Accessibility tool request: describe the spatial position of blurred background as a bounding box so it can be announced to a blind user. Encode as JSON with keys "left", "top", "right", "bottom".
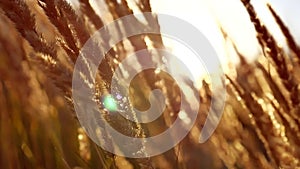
{"left": 1, "top": 0, "right": 300, "bottom": 168}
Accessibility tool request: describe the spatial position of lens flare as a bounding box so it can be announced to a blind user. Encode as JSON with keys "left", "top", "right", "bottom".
{"left": 103, "top": 95, "right": 118, "bottom": 112}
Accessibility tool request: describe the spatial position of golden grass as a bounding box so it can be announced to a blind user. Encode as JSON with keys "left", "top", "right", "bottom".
{"left": 0, "top": 0, "right": 299, "bottom": 168}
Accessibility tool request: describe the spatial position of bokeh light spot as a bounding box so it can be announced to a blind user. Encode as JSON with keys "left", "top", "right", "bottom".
{"left": 103, "top": 95, "right": 118, "bottom": 112}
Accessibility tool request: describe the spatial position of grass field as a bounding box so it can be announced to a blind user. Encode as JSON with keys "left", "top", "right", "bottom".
{"left": 0, "top": 0, "right": 300, "bottom": 168}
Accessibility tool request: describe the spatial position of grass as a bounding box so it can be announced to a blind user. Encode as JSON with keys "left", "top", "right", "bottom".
{"left": 0, "top": 0, "right": 300, "bottom": 168}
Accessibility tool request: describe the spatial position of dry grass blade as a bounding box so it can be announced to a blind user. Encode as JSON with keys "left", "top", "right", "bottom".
{"left": 79, "top": 0, "right": 104, "bottom": 29}
{"left": 240, "top": 0, "right": 289, "bottom": 80}
{"left": 56, "top": 0, "right": 90, "bottom": 45}
{"left": 267, "top": 4, "right": 300, "bottom": 61}
{"left": 0, "top": 0, "right": 57, "bottom": 59}
{"left": 38, "top": 0, "right": 79, "bottom": 62}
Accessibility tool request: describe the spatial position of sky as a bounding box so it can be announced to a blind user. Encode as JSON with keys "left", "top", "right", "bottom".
{"left": 151, "top": 0, "right": 300, "bottom": 58}
{"left": 68, "top": 0, "right": 299, "bottom": 61}
{"left": 69, "top": 0, "right": 300, "bottom": 84}
{"left": 149, "top": 0, "right": 300, "bottom": 81}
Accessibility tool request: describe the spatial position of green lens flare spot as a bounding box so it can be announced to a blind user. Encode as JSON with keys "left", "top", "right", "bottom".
{"left": 103, "top": 95, "right": 118, "bottom": 111}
